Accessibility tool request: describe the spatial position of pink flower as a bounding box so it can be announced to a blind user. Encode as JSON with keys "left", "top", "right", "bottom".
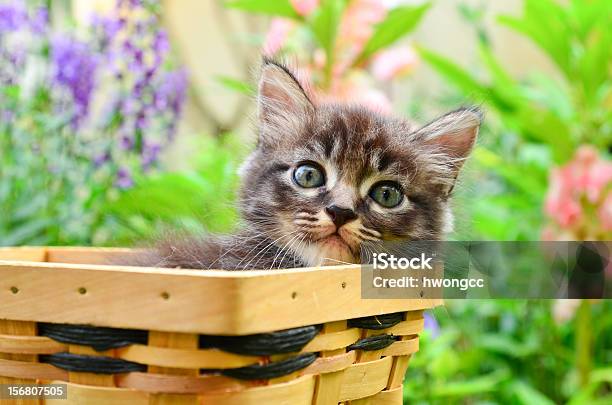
{"left": 313, "top": 49, "right": 326, "bottom": 70}
{"left": 340, "top": 0, "right": 387, "bottom": 39}
{"left": 544, "top": 145, "right": 612, "bottom": 239}
{"left": 371, "top": 45, "right": 418, "bottom": 81}
{"left": 322, "top": 73, "right": 392, "bottom": 114}
{"left": 545, "top": 167, "right": 583, "bottom": 228}
{"left": 290, "top": 0, "right": 319, "bottom": 16}
{"left": 263, "top": 18, "right": 295, "bottom": 56}
{"left": 584, "top": 160, "right": 612, "bottom": 203}
{"left": 335, "top": 0, "right": 387, "bottom": 74}
{"left": 571, "top": 146, "right": 612, "bottom": 203}
{"left": 599, "top": 194, "right": 612, "bottom": 231}
{"left": 360, "top": 88, "right": 393, "bottom": 114}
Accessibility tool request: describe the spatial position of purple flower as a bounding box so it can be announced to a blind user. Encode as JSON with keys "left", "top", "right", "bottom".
{"left": 92, "top": 14, "right": 121, "bottom": 44}
{"left": 2, "top": 109, "right": 14, "bottom": 121}
{"left": 0, "top": 50, "right": 22, "bottom": 85}
{"left": 118, "top": 0, "right": 142, "bottom": 7}
{"left": 51, "top": 35, "right": 98, "bottom": 124}
{"left": 136, "top": 110, "right": 148, "bottom": 130}
{"left": 141, "top": 141, "right": 161, "bottom": 169}
{"left": 151, "top": 68, "right": 187, "bottom": 139}
{"left": 0, "top": 1, "right": 27, "bottom": 33}
{"left": 88, "top": 0, "right": 188, "bottom": 154}
{"left": 120, "top": 98, "right": 139, "bottom": 116}
{"left": 93, "top": 152, "right": 111, "bottom": 167}
{"left": 132, "top": 79, "right": 145, "bottom": 97}
{"left": 119, "top": 134, "right": 134, "bottom": 150}
{"left": 424, "top": 312, "right": 440, "bottom": 339}
{"left": 152, "top": 31, "right": 169, "bottom": 66}
{"left": 116, "top": 167, "right": 133, "bottom": 189}
{"left": 0, "top": 2, "right": 47, "bottom": 35}
{"left": 30, "top": 6, "right": 48, "bottom": 34}
{"left": 155, "top": 69, "right": 188, "bottom": 115}
{"left": 2, "top": 0, "right": 187, "bottom": 200}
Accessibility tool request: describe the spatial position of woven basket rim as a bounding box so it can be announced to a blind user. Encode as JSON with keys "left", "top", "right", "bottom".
{"left": 0, "top": 246, "right": 442, "bottom": 335}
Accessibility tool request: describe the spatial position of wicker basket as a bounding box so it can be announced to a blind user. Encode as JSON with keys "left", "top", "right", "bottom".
{"left": 0, "top": 247, "right": 441, "bottom": 404}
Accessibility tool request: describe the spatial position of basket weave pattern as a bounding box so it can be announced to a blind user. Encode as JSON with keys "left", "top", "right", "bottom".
{"left": 0, "top": 313, "right": 422, "bottom": 404}
{"left": 0, "top": 247, "right": 438, "bottom": 405}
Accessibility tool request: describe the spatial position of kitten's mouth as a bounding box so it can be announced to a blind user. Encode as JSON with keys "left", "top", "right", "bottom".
{"left": 317, "top": 232, "right": 355, "bottom": 253}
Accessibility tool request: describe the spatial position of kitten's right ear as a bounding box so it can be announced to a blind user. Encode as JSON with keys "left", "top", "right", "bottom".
{"left": 413, "top": 107, "right": 482, "bottom": 193}
{"left": 257, "top": 59, "right": 314, "bottom": 146}
{"left": 416, "top": 107, "right": 481, "bottom": 162}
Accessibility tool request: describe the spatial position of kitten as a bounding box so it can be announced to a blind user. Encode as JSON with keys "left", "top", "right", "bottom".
{"left": 138, "top": 59, "right": 481, "bottom": 270}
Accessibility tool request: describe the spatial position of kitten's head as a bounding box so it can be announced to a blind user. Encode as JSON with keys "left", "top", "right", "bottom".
{"left": 239, "top": 60, "right": 481, "bottom": 267}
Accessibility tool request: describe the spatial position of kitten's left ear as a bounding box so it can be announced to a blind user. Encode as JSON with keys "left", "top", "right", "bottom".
{"left": 257, "top": 59, "right": 314, "bottom": 147}
{"left": 415, "top": 107, "right": 482, "bottom": 191}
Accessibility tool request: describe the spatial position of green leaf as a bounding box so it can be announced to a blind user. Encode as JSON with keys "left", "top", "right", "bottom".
{"left": 310, "top": 0, "right": 345, "bottom": 56}
{"left": 498, "top": 0, "right": 572, "bottom": 77}
{"left": 568, "top": 368, "right": 612, "bottom": 405}
{"left": 570, "top": 0, "right": 612, "bottom": 40}
{"left": 473, "top": 148, "right": 547, "bottom": 199}
{"left": 428, "top": 369, "right": 510, "bottom": 397}
{"left": 104, "top": 137, "right": 242, "bottom": 241}
{"left": 476, "top": 334, "right": 538, "bottom": 357}
{"left": 417, "top": 47, "right": 487, "bottom": 100}
{"left": 225, "top": 0, "right": 300, "bottom": 18}
{"left": 356, "top": 3, "right": 430, "bottom": 64}
{"left": 108, "top": 173, "right": 212, "bottom": 220}
{"left": 0, "top": 218, "right": 52, "bottom": 246}
{"left": 214, "top": 76, "right": 255, "bottom": 96}
{"left": 310, "top": 0, "right": 345, "bottom": 85}
{"left": 577, "top": 27, "right": 612, "bottom": 102}
{"left": 590, "top": 368, "right": 612, "bottom": 384}
{"left": 477, "top": 43, "right": 524, "bottom": 111}
{"left": 510, "top": 381, "right": 556, "bottom": 405}
{"left": 10, "top": 194, "right": 47, "bottom": 222}
{"left": 1, "top": 85, "right": 20, "bottom": 102}
{"left": 524, "top": 73, "right": 574, "bottom": 119}
{"left": 514, "top": 106, "right": 574, "bottom": 162}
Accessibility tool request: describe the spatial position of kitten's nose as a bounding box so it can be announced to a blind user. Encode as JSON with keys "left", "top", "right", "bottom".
{"left": 325, "top": 205, "right": 357, "bottom": 228}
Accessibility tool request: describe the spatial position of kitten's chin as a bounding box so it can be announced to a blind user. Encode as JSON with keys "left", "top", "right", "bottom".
{"left": 298, "top": 235, "right": 359, "bottom": 267}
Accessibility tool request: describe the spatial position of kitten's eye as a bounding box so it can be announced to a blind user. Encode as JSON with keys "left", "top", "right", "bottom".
{"left": 293, "top": 163, "right": 325, "bottom": 188}
{"left": 369, "top": 181, "right": 403, "bottom": 208}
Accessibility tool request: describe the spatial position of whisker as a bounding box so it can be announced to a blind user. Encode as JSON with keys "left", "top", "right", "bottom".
{"left": 276, "top": 233, "right": 305, "bottom": 270}
{"left": 269, "top": 233, "right": 301, "bottom": 270}
{"left": 356, "top": 232, "right": 380, "bottom": 242}
{"left": 294, "top": 216, "right": 318, "bottom": 222}
{"left": 361, "top": 227, "right": 381, "bottom": 238}
{"left": 296, "top": 210, "right": 318, "bottom": 216}
{"left": 240, "top": 230, "right": 301, "bottom": 270}
{"left": 294, "top": 224, "right": 326, "bottom": 230}
{"left": 294, "top": 219, "right": 319, "bottom": 225}
{"left": 321, "top": 258, "right": 355, "bottom": 266}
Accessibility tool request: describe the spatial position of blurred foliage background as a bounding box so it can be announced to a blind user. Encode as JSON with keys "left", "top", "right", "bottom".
{"left": 0, "top": 0, "right": 610, "bottom": 403}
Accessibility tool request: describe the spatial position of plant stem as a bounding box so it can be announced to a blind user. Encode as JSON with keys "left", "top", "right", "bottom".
{"left": 576, "top": 299, "right": 592, "bottom": 387}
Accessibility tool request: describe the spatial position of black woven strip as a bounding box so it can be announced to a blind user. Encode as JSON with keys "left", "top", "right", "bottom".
{"left": 347, "top": 312, "right": 404, "bottom": 330}
{"left": 221, "top": 353, "right": 317, "bottom": 380}
{"left": 38, "top": 323, "right": 148, "bottom": 352}
{"left": 347, "top": 334, "right": 397, "bottom": 351}
{"left": 40, "top": 353, "right": 147, "bottom": 374}
{"left": 200, "top": 325, "right": 321, "bottom": 356}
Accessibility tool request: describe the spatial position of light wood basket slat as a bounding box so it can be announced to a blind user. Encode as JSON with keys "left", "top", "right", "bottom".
{"left": 0, "top": 247, "right": 441, "bottom": 405}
